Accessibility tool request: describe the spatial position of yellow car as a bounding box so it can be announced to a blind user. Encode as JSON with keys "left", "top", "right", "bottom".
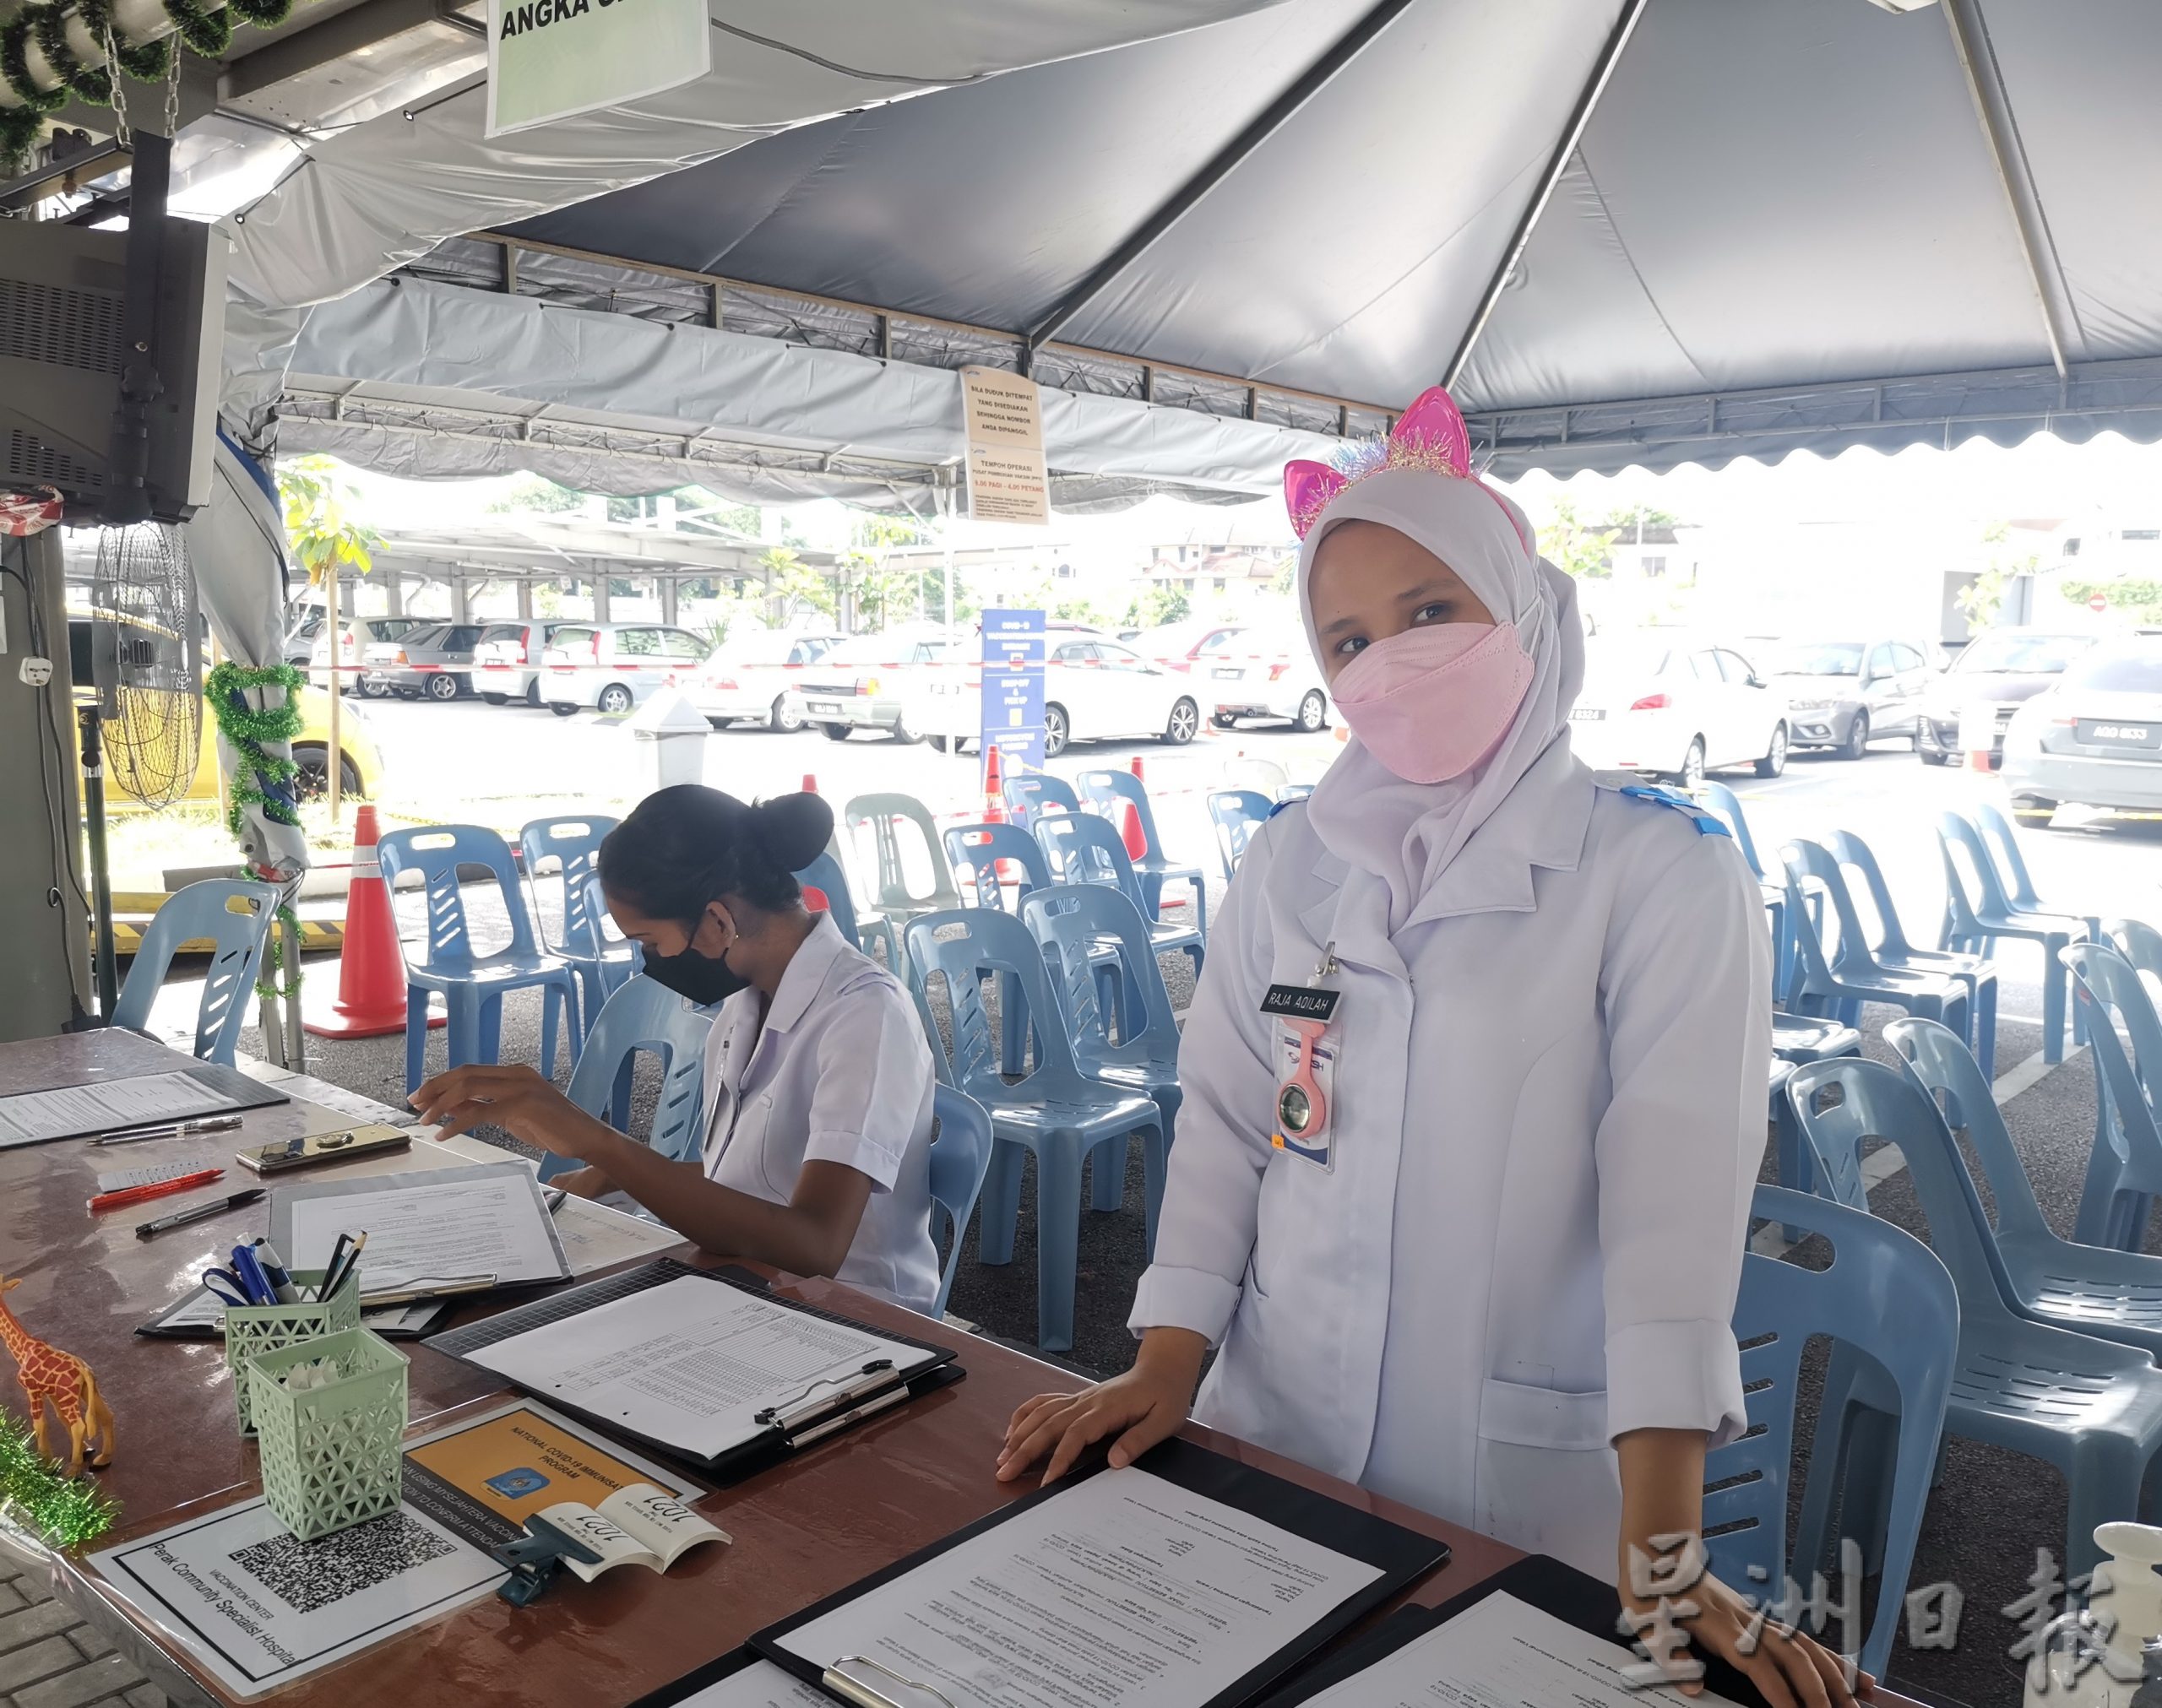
{"left": 69, "top": 615, "right": 387, "bottom": 809}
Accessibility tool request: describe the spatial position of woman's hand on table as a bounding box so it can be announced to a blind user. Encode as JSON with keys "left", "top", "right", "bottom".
{"left": 410, "top": 1065, "right": 612, "bottom": 1159}
{"left": 1626, "top": 1563, "right": 1868, "bottom": 1708}
{"left": 997, "top": 1327, "right": 1206, "bottom": 1487}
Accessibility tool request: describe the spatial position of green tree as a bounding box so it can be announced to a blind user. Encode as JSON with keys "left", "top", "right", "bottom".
{"left": 1958, "top": 522, "right": 2042, "bottom": 630}
{"left": 1125, "top": 584, "right": 1192, "bottom": 628}
{"left": 761, "top": 547, "right": 836, "bottom": 626}
{"left": 1537, "top": 498, "right": 1618, "bottom": 579}
{"left": 277, "top": 456, "right": 379, "bottom": 585}
{"left": 486, "top": 473, "right": 584, "bottom": 515}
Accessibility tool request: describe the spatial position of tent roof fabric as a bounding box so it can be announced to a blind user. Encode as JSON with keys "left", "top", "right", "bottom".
{"left": 489, "top": 0, "right": 2162, "bottom": 478}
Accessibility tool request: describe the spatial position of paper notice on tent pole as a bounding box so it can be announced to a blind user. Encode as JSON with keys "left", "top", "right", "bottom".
{"left": 961, "top": 366, "right": 1051, "bottom": 524}
{"left": 486, "top": 0, "right": 709, "bottom": 137}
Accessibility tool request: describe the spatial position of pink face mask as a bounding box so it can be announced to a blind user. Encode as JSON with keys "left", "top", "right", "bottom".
{"left": 1328, "top": 621, "right": 1534, "bottom": 784}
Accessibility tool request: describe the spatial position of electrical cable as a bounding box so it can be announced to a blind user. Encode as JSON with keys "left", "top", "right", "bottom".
{"left": 0, "top": 537, "right": 90, "bottom": 984}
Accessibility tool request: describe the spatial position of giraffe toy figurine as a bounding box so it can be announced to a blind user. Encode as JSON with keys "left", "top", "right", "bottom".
{"left": 0, "top": 1276, "right": 113, "bottom": 1478}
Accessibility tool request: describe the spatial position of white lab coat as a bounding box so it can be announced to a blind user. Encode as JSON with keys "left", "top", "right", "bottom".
{"left": 1131, "top": 743, "right": 1772, "bottom": 1577}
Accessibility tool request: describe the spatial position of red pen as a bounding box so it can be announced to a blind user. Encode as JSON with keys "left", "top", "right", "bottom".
{"left": 88, "top": 1168, "right": 224, "bottom": 1214}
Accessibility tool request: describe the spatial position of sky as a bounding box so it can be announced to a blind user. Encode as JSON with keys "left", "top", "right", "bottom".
{"left": 332, "top": 427, "right": 2162, "bottom": 561}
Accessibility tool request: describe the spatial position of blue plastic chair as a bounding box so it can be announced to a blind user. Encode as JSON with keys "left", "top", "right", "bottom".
{"left": 904, "top": 908, "right": 1163, "bottom": 1353}
{"left": 1022, "top": 884, "right": 1183, "bottom": 1255}
{"left": 1886, "top": 1016, "right": 2162, "bottom": 1358}
{"left": 1002, "top": 770, "right": 1080, "bottom": 826}
{"left": 1032, "top": 810, "right": 1204, "bottom": 984}
{"left": 942, "top": 821, "right": 1059, "bottom": 1074}
{"left": 1787, "top": 1055, "right": 2162, "bottom": 1577}
{"left": 1771, "top": 1012, "right": 1862, "bottom": 1065}
{"left": 844, "top": 793, "right": 965, "bottom": 924}
{"left": 794, "top": 849, "right": 903, "bottom": 979}
{"left": 1977, "top": 802, "right": 2104, "bottom": 944}
{"left": 1206, "top": 789, "right": 1272, "bottom": 881}
{"left": 2090, "top": 919, "right": 2162, "bottom": 1238}
{"left": 2064, "top": 942, "right": 2162, "bottom": 1252}
{"left": 2110, "top": 917, "right": 2162, "bottom": 984}
{"left": 520, "top": 815, "right": 629, "bottom": 1042}
{"left": 376, "top": 825, "right": 584, "bottom": 1095}
{"left": 1827, "top": 830, "right": 1999, "bottom": 1081}
{"left": 545, "top": 973, "right": 714, "bottom": 1183}
{"left": 111, "top": 879, "right": 277, "bottom": 1067}
{"left": 1937, "top": 811, "right": 2086, "bottom": 1063}
{"left": 1698, "top": 781, "right": 1799, "bottom": 999}
{"left": 1780, "top": 840, "right": 1970, "bottom": 1043}
{"left": 926, "top": 1083, "right": 994, "bottom": 1320}
{"left": 1074, "top": 768, "right": 1208, "bottom": 932}
{"left": 1719, "top": 1186, "right": 1954, "bottom": 1680}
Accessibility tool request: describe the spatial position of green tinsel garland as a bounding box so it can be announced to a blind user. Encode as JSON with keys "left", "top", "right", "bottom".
{"left": 205, "top": 660, "right": 307, "bottom": 1003}
{"left": 28, "top": 4, "right": 111, "bottom": 104}
{"left": 0, "top": 14, "right": 67, "bottom": 117}
{"left": 0, "top": 104, "right": 44, "bottom": 175}
{"left": 160, "top": 0, "right": 229, "bottom": 60}
{"left": 0, "top": 1413, "right": 118, "bottom": 1548}
{"left": 74, "top": 0, "right": 171, "bottom": 82}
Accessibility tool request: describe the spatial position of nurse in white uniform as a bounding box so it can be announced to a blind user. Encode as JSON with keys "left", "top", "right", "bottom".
{"left": 413, "top": 785, "right": 941, "bottom": 1315}
{"left": 998, "top": 390, "right": 1851, "bottom": 1707}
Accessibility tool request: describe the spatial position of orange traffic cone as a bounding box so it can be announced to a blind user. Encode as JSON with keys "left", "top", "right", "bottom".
{"left": 306, "top": 804, "right": 440, "bottom": 1038}
{"left": 1119, "top": 755, "right": 1148, "bottom": 860}
{"left": 801, "top": 773, "right": 818, "bottom": 794}
{"left": 982, "top": 745, "right": 1008, "bottom": 826}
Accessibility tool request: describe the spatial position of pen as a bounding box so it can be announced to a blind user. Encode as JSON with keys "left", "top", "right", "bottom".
{"left": 137, "top": 1189, "right": 265, "bottom": 1240}
{"left": 89, "top": 1168, "right": 223, "bottom": 1214}
{"left": 230, "top": 1244, "right": 277, "bottom": 1304}
{"left": 320, "top": 1231, "right": 367, "bottom": 1301}
{"left": 252, "top": 1239, "right": 302, "bottom": 1304}
{"left": 91, "top": 1114, "right": 246, "bottom": 1147}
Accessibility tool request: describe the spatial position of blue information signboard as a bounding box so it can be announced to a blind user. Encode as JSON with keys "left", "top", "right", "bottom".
{"left": 980, "top": 608, "right": 1046, "bottom": 794}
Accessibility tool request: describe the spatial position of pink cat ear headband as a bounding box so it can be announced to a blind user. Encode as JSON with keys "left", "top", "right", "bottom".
{"left": 1284, "top": 384, "right": 1530, "bottom": 552}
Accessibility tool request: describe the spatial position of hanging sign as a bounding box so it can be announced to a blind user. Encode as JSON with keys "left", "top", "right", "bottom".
{"left": 960, "top": 366, "right": 1051, "bottom": 526}
{"left": 486, "top": 0, "right": 710, "bottom": 137}
{"left": 981, "top": 609, "right": 1046, "bottom": 790}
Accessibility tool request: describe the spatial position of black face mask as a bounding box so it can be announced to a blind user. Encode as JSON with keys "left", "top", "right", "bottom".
{"left": 641, "top": 941, "right": 749, "bottom": 1007}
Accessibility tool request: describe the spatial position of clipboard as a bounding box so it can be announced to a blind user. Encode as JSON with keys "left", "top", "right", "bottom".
{"left": 424, "top": 1258, "right": 963, "bottom": 1481}
{"left": 627, "top": 1649, "right": 821, "bottom": 1708}
{"left": 748, "top": 1435, "right": 1448, "bottom": 1708}
{"left": 0, "top": 1060, "right": 288, "bottom": 1150}
{"left": 1252, "top": 1553, "right": 1784, "bottom": 1708}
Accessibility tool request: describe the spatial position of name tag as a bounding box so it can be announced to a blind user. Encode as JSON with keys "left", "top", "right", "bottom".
{"left": 1261, "top": 984, "right": 1341, "bottom": 1023}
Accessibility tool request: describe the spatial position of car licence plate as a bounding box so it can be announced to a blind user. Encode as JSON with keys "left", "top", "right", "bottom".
{"left": 1214, "top": 666, "right": 1243, "bottom": 680}
{"left": 1569, "top": 708, "right": 1607, "bottom": 722}
{"left": 807, "top": 702, "right": 841, "bottom": 717}
{"left": 2078, "top": 719, "right": 2159, "bottom": 749}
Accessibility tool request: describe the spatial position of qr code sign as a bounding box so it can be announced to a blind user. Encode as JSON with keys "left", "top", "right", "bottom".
{"left": 230, "top": 1512, "right": 456, "bottom": 1613}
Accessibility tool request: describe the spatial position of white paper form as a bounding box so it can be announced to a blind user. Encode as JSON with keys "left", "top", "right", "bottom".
{"left": 277, "top": 1163, "right": 568, "bottom": 1293}
{"left": 778, "top": 1465, "right": 1386, "bottom": 1708}
{"left": 1296, "top": 1591, "right": 1738, "bottom": 1708}
{"left": 0, "top": 1070, "right": 236, "bottom": 1147}
{"left": 465, "top": 1274, "right": 937, "bottom": 1461}
{"left": 677, "top": 1661, "right": 832, "bottom": 1707}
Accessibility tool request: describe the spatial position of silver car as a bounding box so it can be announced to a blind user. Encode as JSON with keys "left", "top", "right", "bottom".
{"left": 541, "top": 621, "right": 712, "bottom": 716}
{"left": 2002, "top": 637, "right": 2162, "bottom": 821}
{"left": 1763, "top": 637, "right": 1933, "bottom": 759}
{"left": 361, "top": 621, "right": 488, "bottom": 700}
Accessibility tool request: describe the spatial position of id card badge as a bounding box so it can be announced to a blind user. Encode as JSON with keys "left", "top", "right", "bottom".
{"left": 1262, "top": 942, "right": 1341, "bottom": 1171}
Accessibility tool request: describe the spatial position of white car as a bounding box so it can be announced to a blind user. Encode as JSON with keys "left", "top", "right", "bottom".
{"left": 1205, "top": 628, "right": 1332, "bottom": 733}
{"left": 1568, "top": 636, "right": 1791, "bottom": 784}
{"left": 542, "top": 621, "right": 712, "bottom": 716}
{"left": 474, "top": 620, "right": 578, "bottom": 707}
{"left": 676, "top": 631, "right": 842, "bottom": 730}
{"left": 905, "top": 635, "right": 1203, "bottom": 756}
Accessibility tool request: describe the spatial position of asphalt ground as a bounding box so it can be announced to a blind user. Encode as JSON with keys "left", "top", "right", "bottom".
{"left": 134, "top": 704, "right": 2162, "bottom": 1707}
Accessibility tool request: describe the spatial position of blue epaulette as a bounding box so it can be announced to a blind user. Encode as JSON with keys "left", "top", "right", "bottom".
{"left": 1266, "top": 796, "right": 1306, "bottom": 821}
{"left": 1617, "top": 783, "right": 1732, "bottom": 839}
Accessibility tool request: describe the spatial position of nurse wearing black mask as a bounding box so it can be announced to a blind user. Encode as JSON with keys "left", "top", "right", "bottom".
{"left": 410, "top": 785, "right": 941, "bottom": 1310}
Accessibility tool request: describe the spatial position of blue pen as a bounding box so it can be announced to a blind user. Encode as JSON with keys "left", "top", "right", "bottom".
{"left": 252, "top": 1239, "right": 301, "bottom": 1304}
{"left": 230, "top": 1244, "right": 276, "bottom": 1305}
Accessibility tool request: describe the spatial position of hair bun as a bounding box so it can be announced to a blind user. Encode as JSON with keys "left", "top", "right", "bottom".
{"left": 750, "top": 792, "right": 834, "bottom": 872}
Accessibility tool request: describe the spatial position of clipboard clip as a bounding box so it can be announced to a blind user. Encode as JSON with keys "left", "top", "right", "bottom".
{"left": 823, "top": 1656, "right": 957, "bottom": 1708}
{"left": 492, "top": 1515, "right": 605, "bottom": 1608}
{"left": 755, "top": 1359, "right": 897, "bottom": 1437}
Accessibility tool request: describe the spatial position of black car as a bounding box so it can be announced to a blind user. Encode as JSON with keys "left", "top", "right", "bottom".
{"left": 1918, "top": 628, "right": 2101, "bottom": 767}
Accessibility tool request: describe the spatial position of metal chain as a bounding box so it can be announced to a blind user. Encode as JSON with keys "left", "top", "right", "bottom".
{"left": 101, "top": 24, "right": 129, "bottom": 143}
{"left": 161, "top": 41, "right": 178, "bottom": 138}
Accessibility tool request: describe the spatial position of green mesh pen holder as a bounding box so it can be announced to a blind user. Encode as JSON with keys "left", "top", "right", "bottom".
{"left": 246, "top": 1327, "right": 409, "bottom": 1542}
{"left": 224, "top": 1269, "right": 361, "bottom": 1435}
